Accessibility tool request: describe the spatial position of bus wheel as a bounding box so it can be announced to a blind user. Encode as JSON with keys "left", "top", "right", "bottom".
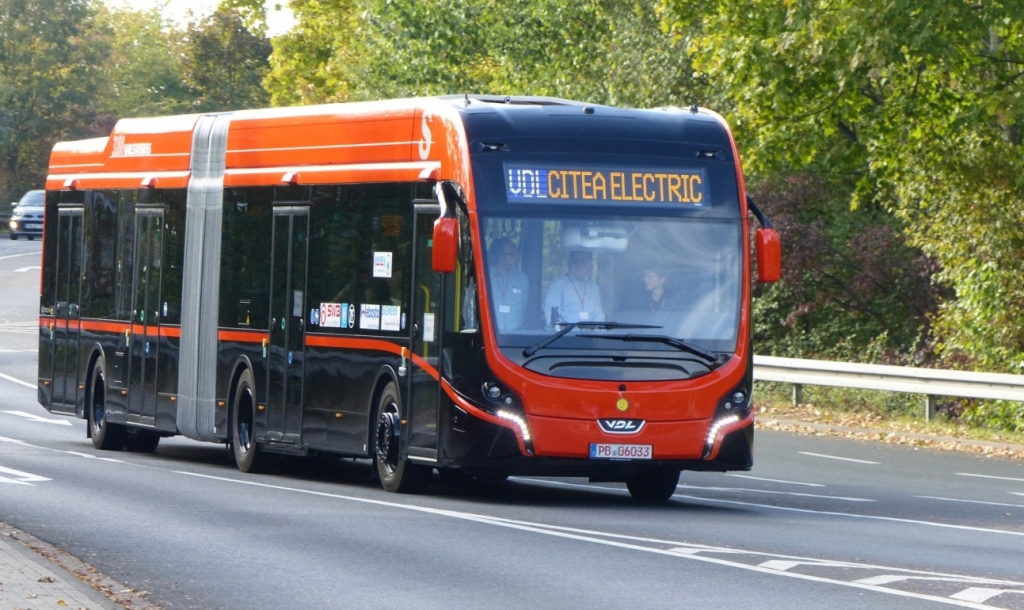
{"left": 232, "top": 369, "right": 274, "bottom": 473}
{"left": 626, "top": 467, "right": 680, "bottom": 502}
{"left": 88, "top": 359, "right": 126, "bottom": 450}
{"left": 125, "top": 429, "right": 160, "bottom": 453}
{"left": 374, "top": 382, "right": 429, "bottom": 493}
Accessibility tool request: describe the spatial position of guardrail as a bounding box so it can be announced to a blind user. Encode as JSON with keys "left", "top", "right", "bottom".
{"left": 753, "top": 355, "right": 1024, "bottom": 421}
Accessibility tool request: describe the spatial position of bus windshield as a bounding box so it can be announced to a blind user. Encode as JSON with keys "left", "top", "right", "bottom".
{"left": 480, "top": 213, "right": 742, "bottom": 357}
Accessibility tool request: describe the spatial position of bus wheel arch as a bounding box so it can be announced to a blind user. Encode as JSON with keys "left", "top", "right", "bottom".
{"left": 226, "top": 357, "right": 256, "bottom": 445}
{"left": 88, "top": 353, "right": 126, "bottom": 450}
{"left": 370, "top": 372, "right": 429, "bottom": 493}
{"left": 83, "top": 345, "right": 105, "bottom": 428}
{"left": 230, "top": 366, "right": 273, "bottom": 473}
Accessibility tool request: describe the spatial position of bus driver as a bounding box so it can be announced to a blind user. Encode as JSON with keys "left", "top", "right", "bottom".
{"left": 545, "top": 250, "right": 604, "bottom": 326}
{"left": 488, "top": 237, "right": 529, "bottom": 331}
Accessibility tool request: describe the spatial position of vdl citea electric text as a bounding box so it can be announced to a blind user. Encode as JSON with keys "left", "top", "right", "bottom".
{"left": 37, "top": 95, "right": 780, "bottom": 500}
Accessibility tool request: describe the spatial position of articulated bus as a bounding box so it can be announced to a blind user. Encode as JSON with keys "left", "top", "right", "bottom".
{"left": 38, "top": 96, "right": 780, "bottom": 500}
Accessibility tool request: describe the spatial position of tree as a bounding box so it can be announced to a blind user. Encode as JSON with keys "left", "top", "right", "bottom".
{"left": 265, "top": 0, "right": 702, "bottom": 109}
{"left": 92, "top": 5, "right": 196, "bottom": 118}
{"left": 663, "top": 0, "right": 1024, "bottom": 371}
{"left": 182, "top": 2, "right": 271, "bottom": 112}
{"left": 0, "top": 0, "right": 109, "bottom": 202}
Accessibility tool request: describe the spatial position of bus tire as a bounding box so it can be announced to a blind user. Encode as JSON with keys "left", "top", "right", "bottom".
{"left": 88, "top": 358, "right": 126, "bottom": 451}
{"left": 125, "top": 429, "right": 160, "bottom": 453}
{"left": 231, "top": 369, "right": 274, "bottom": 473}
{"left": 626, "top": 467, "right": 680, "bottom": 502}
{"left": 374, "top": 382, "right": 429, "bottom": 494}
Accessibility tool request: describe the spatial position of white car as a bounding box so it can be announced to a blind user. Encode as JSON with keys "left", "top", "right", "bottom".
{"left": 9, "top": 189, "right": 44, "bottom": 240}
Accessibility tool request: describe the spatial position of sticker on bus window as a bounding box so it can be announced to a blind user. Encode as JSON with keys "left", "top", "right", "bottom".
{"left": 341, "top": 303, "right": 350, "bottom": 328}
{"left": 360, "top": 304, "right": 381, "bottom": 330}
{"left": 381, "top": 305, "right": 401, "bottom": 331}
{"left": 320, "top": 303, "right": 342, "bottom": 328}
{"left": 373, "top": 252, "right": 393, "bottom": 278}
{"left": 423, "top": 313, "right": 435, "bottom": 342}
{"left": 505, "top": 164, "right": 706, "bottom": 206}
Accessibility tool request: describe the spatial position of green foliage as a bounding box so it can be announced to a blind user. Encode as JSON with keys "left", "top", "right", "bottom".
{"left": 265, "top": 0, "right": 701, "bottom": 108}
{"left": 182, "top": 3, "right": 272, "bottom": 112}
{"left": 751, "top": 174, "right": 943, "bottom": 363}
{"left": 92, "top": 5, "right": 196, "bottom": 118}
{"left": 0, "top": 0, "right": 109, "bottom": 201}
{"left": 663, "top": 1, "right": 1024, "bottom": 373}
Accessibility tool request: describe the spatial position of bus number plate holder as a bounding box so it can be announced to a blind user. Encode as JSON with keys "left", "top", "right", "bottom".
{"left": 589, "top": 443, "right": 652, "bottom": 460}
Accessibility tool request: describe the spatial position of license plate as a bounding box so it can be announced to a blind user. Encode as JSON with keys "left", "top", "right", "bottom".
{"left": 589, "top": 443, "right": 652, "bottom": 460}
{"left": 25, "top": 223, "right": 41, "bottom": 229}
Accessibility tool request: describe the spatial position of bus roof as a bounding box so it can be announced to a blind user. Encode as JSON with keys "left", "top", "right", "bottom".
{"left": 46, "top": 96, "right": 735, "bottom": 191}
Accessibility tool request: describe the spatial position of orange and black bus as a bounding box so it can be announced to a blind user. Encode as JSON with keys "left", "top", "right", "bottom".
{"left": 37, "top": 96, "right": 780, "bottom": 500}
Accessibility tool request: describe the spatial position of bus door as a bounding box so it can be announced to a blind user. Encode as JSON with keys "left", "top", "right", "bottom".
{"left": 266, "top": 206, "right": 309, "bottom": 447}
{"left": 51, "top": 207, "right": 85, "bottom": 412}
{"left": 407, "top": 205, "right": 442, "bottom": 457}
{"left": 127, "top": 209, "right": 164, "bottom": 426}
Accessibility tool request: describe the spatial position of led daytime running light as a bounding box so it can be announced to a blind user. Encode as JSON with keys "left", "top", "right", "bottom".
{"left": 705, "top": 414, "right": 740, "bottom": 448}
{"left": 498, "top": 410, "right": 532, "bottom": 442}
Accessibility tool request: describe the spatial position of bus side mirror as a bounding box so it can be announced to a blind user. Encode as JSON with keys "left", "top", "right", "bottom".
{"left": 432, "top": 217, "right": 458, "bottom": 273}
{"left": 755, "top": 228, "right": 781, "bottom": 283}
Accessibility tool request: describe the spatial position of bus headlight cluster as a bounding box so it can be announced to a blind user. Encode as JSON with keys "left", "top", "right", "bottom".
{"left": 704, "top": 414, "right": 740, "bottom": 454}
{"left": 497, "top": 410, "right": 532, "bottom": 443}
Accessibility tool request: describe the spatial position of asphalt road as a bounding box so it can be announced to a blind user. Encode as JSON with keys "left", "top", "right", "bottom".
{"left": 1, "top": 238, "right": 1023, "bottom": 610}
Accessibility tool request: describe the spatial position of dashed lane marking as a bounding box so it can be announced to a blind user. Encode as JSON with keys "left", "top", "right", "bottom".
{"left": 0, "top": 372, "right": 35, "bottom": 389}
{"left": 917, "top": 496, "right": 1024, "bottom": 509}
{"left": 12, "top": 266, "right": 40, "bottom": 272}
{"left": 511, "top": 477, "right": 1024, "bottom": 538}
{"left": 0, "top": 251, "right": 41, "bottom": 261}
{"left": 678, "top": 484, "right": 874, "bottom": 502}
{"left": 178, "top": 471, "right": 1023, "bottom": 609}
{"left": 2, "top": 410, "right": 73, "bottom": 426}
{"left": 957, "top": 473, "right": 1024, "bottom": 483}
{"left": 799, "top": 451, "right": 880, "bottom": 465}
{"left": 725, "top": 474, "right": 825, "bottom": 487}
{"left": 0, "top": 464, "right": 51, "bottom": 485}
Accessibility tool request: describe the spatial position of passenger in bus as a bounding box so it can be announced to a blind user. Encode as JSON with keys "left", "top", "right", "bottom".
{"left": 544, "top": 250, "right": 605, "bottom": 326}
{"left": 487, "top": 237, "right": 529, "bottom": 332}
{"left": 639, "top": 266, "right": 672, "bottom": 311}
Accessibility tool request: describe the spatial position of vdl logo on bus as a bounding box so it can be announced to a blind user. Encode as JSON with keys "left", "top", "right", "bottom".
{"left": 597, "top": 419, "right": 646, "bottom": 434}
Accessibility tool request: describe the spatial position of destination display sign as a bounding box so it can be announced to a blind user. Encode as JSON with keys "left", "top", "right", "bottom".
{"left": 505, "top": 164, "right": 707, "bottom": 206}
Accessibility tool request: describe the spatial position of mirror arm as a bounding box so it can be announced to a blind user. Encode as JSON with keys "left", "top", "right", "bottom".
{"left": 746, "top": 195, "right": 773, "bottom": 229}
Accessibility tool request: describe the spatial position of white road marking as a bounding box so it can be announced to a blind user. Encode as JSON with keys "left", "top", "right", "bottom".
{"left": 13, "top": 266, "right": 40, "bottom": 272}
{"left": 1011, "top": 492, "right": 1024, "bottom": 498}
{"left": 678, "top": 484, "right": 874, "bottom": 502}
{"left": 726, "top": 474, "right": 825, "bottom": 487}
{"left": 176, "top": 471, "right": 1020, "bottom": 609}
{"left": 0, "top": 436, "right": 125, "bottom": 463}
{"left": 512, "top": 477, "right": 1024, "bottom": 538}
{"left": 0, "top": 373, "right": 36, "bottom": 389}
{"left": 917, "top": 496, "right": 1024, "bottom": 509}
{"left": 857, "top": 575, "right": 911, "bottom": 585}
{"left": 759, "top": 560, "right": 804, "bottom": 571}
{"left": 957, "top": 472, "right": 1024, "bottom": 483}
{"left": 0, "top": 465, "right": 51, "bottom": 485}
{"left": 952, "top": 588, "right": 1024, "bottom": 604}
{"left": 3, "top": 410, "right": 73, "bottom": 426}
{"left": 799, "top": 451, "right": 880, "bottom": 464}
{"left": 0, "top": 251, "right": 41, "bottom": 261}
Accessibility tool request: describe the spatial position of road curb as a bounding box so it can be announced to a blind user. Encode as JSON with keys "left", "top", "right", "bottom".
{"left": 0, "top": 522, "right": 159, "bottom": 610}
{"left": 758, "top": 417, "right": 1024, "bottom": 457}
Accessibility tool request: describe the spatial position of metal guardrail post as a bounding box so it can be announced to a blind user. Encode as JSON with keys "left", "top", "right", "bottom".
{"left": 792, "top": 384, "right": 803, "bottom": 407}
{"left": 925, "top": 395, "right": 937, "bottom": 422}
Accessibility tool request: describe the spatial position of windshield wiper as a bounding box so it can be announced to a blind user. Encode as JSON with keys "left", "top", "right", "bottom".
{"left": 522, "top": 322, "right": 661, "bottom": 358}
{"left": 575, "top": 333, "right": 721, "bottom": 364}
